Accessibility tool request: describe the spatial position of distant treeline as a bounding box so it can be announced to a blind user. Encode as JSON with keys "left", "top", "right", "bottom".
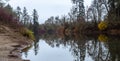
{"left": 39, "top": 0, "right": 120, "bottom": 35}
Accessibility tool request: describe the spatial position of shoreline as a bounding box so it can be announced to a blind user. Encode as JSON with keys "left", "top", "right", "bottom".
{"left": 0, "top": 25, "right": 33, "bottom": 61}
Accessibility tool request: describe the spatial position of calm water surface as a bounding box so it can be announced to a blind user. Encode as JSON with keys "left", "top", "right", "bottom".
{"left": 22, "top": 34, "right": 120, "bottom": 61}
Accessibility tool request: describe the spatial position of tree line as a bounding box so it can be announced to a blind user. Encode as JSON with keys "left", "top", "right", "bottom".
{"left": 16, "top": 6, "right": 39, "bottom": 30}
{"left": 0, "top": 0, "right": 39, "bottom": 40}
{"left": 39, "top": 0, "right": 120, "bottom": 35}
{"left": 0, "top": 0, "right": 39, "bottom": 31}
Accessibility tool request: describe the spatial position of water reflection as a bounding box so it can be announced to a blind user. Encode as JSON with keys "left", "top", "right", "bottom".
{"left": 22, "top": 33, "right": 120, "bottom": 61}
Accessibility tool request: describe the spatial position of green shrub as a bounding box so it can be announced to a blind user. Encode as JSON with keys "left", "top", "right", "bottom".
{"left": 98, "top": 21, "right": 108, "bottom": 31}
{"left": 19, "top": 28, "right": 35, "bottom": 40}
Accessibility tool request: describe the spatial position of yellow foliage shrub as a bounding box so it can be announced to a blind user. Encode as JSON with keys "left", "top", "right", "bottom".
{"left": 19, "top": 28, "right": 35, "bottom": 40}
{"left": 98, "top": 34, "right": 108, "bottom": 42}
{"left": 98, "top": 21, "right": 108, "bottom": 30}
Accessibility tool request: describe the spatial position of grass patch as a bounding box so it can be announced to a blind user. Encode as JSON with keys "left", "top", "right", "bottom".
{"left": 19, "top": 28, "right": 35, "bottom": 40}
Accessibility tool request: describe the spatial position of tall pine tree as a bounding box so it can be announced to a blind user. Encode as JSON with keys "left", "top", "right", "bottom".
{"left": 32, "top": 9, "right": 39, "bottom": 33}
{"left": 22, "top": 7, "right": 28, "bottom": 26}
{"left": 16, "top": 6, "right": 21, "bottom": 22}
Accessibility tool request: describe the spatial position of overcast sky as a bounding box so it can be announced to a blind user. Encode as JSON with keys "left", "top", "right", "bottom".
{"left": 8, "top": 0, "right": 92, "bottom": 24}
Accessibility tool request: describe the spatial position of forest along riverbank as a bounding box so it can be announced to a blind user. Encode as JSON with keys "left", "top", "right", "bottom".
{"left": 0, "top": 25, "right": 33, "bottom": 61}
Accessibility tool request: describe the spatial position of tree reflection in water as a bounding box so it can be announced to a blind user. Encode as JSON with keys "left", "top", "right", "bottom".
{"left": 22, "top": 33, "right": 120, "bottom": 61}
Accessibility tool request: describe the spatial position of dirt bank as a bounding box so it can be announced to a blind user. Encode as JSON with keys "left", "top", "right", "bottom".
{"left": 0, "top": 25, "right": 33, "bottom": 61}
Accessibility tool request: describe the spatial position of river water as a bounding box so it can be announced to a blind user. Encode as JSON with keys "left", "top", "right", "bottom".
{"left": 22, "top": 34, "right": 120, "bottom": 61}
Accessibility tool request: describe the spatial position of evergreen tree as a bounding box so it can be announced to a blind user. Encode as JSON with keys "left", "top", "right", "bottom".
{"left": 0, "top": 0, "right": 4, "bottom": 8}
{"left": 32, "top": 9, "right": 39, "bottom": 34}
{"left": 33, "top": 9, "right": 39, "bottom": 25}
{"left": 16, "top": 6, "right": 21, "bottom": 22}
{"left": 32, "top": 9, "right": 39, "bottom": 54}
{"left": 22, "top": 7, "right": 28, "bottom": 26}
{"left": 4, "top": 4, "right": 12, "bottom": 13}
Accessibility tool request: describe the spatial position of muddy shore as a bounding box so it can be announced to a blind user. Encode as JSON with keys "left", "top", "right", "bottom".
{"left": 0, "top": 25, "right": 33, "bottom": 61}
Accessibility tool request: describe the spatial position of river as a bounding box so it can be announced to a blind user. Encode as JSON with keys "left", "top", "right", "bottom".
{"left": 21, "top": 34, "right": 120, "bottom": 61}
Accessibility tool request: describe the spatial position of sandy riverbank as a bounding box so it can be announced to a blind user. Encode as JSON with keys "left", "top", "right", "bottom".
{"left": 0, "top": 25, "right": 33, "bottom": 61}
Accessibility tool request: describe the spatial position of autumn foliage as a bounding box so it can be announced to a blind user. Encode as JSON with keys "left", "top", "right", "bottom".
{"left": 98, "top": 21, "right": 108, "bottom": 31}
{"left": 0, "top": 7, "right": 35, "bottom": 40}
{"left": 0, "top": 8, "right": 20, "bottom": 28}
{"left": 57, "top": 26, "right": 64, "bottom": 34}
{"left": 98, "top": 34, "right": 108, "bottom": 42}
